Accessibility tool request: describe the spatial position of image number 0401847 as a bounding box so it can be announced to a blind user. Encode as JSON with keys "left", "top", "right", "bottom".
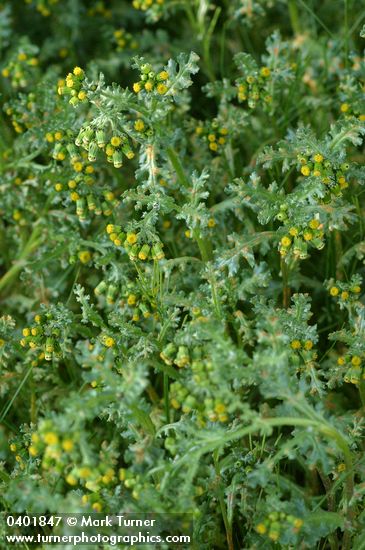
{"left": 0, "top": 1, "right": 365, "bottom": 549}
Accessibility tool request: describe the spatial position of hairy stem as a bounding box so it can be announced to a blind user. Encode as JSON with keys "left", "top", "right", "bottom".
{"left": 281, "top": 258, "right": 291, "bottom": 308}
{"left": 167, "top": 146, "right": 213, "bottom": 262}
{"left": 288, "top": 0, "right": 301, "bottom": 35}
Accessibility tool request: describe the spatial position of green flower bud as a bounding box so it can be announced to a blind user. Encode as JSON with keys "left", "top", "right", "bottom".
{"left": 139, "top": 302, "right": 151, "bottom": 318}
{"left": 183, "top": 395, "right": 196, "bottom": 410}
{"left": 141, "top": 63, "right": 151, "bottom": 74}
{"left": 82, "top": 127, "right": 94, "bottom": 146}
{"left": 76, "top": 199, "right": 86, "bottom": 221}
{"left": 160, "top": 343, "right": 177, "bottom": 365}
{"left": 132, "top": 308, "right": 140, "bottom": 322}
{"left": 349, "top": 366, "right": 361, "bottom": 384}
{"left": 94, "top": 281, "right": 107, "bottom": 296}
{"left": 69, "top": 96, "right": 79, "bottom": 107}
{"left": 96, "top": 130, "right": 106, "bottom": 148}
{"left": 94, "top": 199, "right": 102, "bottom": 215}
{"left": 343, "top": 368, "right": 351, "bottom": 383}
{"left": 312, "top": 237, "right": 325, "bottom": 250}
{"left": 138, "top": 244, "right": 150, "bottom": 261}
{"left": 75, "top": 128, "right": 86, "bottom": 146}
{"left": 112, "top": 150, "right": 123, "bottom": 168}
{"left": 293, "top": 238, "right": 308, "bottom": 259}
{"left": 151, "top": 243, "right": 164, "bottom": 260}
{"left": 101, "top": 202, "right": 112, "bottom": 216}
{"left": 52, "top": 143, "right": 63, "bottom": 160}
{"left": 122, "top": 144, "right": 134, "bottom": 158}
{"left": 87, "top": 194, "right": 96, "bottom": 211}
{"left": 66, "top": 143, "right": 80, "bottom": 162}
{"left": 276, "top": 212, "right": 287, "bottom": 221}
{"left": 106, "top": 285, "right": 117, "bottom": 304}
{"left": 45, "top": 337, "right": 54, "bottom": 361}
{"left": 174, "top": 345, "right": 190, "bottom": 368}
{"left": 88, "top": 141, "right": 98, "bottom": 162}
{"left": 129, "top": 244, "right": 139, "bottom": 260}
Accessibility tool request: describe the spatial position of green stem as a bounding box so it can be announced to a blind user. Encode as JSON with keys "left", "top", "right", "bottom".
{"left": 205, "top": 264, "right": 222, "bottom": 319}
{"left": 163, "top": 373, "right": 170, "bottom": 424}
{"left": 297, "top": 0, "right": 335, "bottom": 38}
{"left": 30, "top": 369, "right": 37, "bottom": 425}
{"left": 316, "top": 470, "right": 338, "bottom": 550}
{"left": 358, "top": 380, "right": 365, "bottom": 410}
{"left": 166, "top": 146, "right": 190, "bottom": 189}
{"left": 167, "top": 147, "right": 213, "bottom": 262}
{"left": 344, "top": 0, "right": 349, "bottom": 67}
{"left": 183, "top": 2, "right": 198, "bottom": 33}
{"left": 0, "top": 366, "right": 34, "bottom": 423}
{"left": 0, "top": 192, "right": 52, "bottom": 295}
{"left": 214, "top": 451, "right": 234, "bottom": 550}
{"left": 202, "top": 7, "right": 221, "bottom": 82}
{"left": 0, "top": 112, "right": 12, "bottom": 153}
{"left": 288, "top": 0, "right": 301, "bottom": 35}
{"left": 334, "top": 230, "right": 343, "bottom": 280}
{"left": 0, "top": 226, "right": 43, "bottom": 295}
{"left": 281, "top": 258, "right": 291, "bottom": 308}
{"left": 192, "top": 229, "right": 212, "bottom": 262}
{"left": 175, "top": 412, "right": 355, "bottom": 546}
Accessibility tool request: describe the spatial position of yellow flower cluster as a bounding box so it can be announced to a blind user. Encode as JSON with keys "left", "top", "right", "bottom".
{"left": 298, "top": 152, "right": 349, "bottom": 192}
{"left": 4, "top": 91, "right": 38, "bottom": 133}
{"left": 28, "top": 421, "right": 117, "bottom": 512}
{"left": 337, "top": 354, "right": 364, "bottom": 385}
{"left": 132, "top": 0, "right": 164, "bottom": 11}
{"left": 24, "top": 0, "right": 59, "bottom": 17}
{"left": 100, "top": 334, "right": 116, "bottom": 348}
{"left": 169, "top": 380, "right": 229, "bottom": 424}
{"left": 105, "top": 224, "right": 165, "bottom": 262}
{"left": 87, "top": 1, "right": 111, "bottom": 18}
{"left": 20, "top": 314, "right": 60, "bottom": 361}
{"left": 2, "top": 51, "right": 39, "bottom": 89}
{"left": 51, "top": 143, "right": 118, "bottom": 221}
{"left": 340, "top": 102, "right": 365, "bottom": 121}
{"left": 256, "top": 511, "right": 303, "bottom": 542}
{"left": 5, "top": 105, "right": 24, "bottom": 134}
{"left": 133, "top": 64, "right": 169, "bottom": 95}
{"left": 279, "top": 218, "right": 324, "bottom": 259}
{"left": 94, "top": 281, "right": 158, "bottom": 322}
{"left": 290, "top": 339, "right": 314, "bottom": 351}
{"left": 236, "top": 66, "right": 272, "bottom": 109}
{"left": 195, "top": 122, "right": 229, "bottom": 153}
{"left": 113, "top": 29, "right": 138, "bottom": 52}
{"left": 58, "top": 67, "right": 87, "bottom": 106}
{"left": 329, "top": 283, "right": 361, "bottom": 302}
{"left": 75, "top": 126, "right": 134, "bottom": 169}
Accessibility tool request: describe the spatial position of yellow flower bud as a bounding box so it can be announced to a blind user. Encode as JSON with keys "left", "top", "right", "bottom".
{"left": 290, "top": 339, "right": 301, "bottom": 350}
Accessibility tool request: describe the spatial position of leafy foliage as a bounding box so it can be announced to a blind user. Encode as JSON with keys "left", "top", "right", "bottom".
{"left": 1, "top": 1, "right": 365, "bottom": 549}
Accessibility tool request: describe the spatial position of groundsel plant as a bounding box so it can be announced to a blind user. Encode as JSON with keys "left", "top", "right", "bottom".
{"left": 1, "top": 1, "right": 365, "bottom": 549}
